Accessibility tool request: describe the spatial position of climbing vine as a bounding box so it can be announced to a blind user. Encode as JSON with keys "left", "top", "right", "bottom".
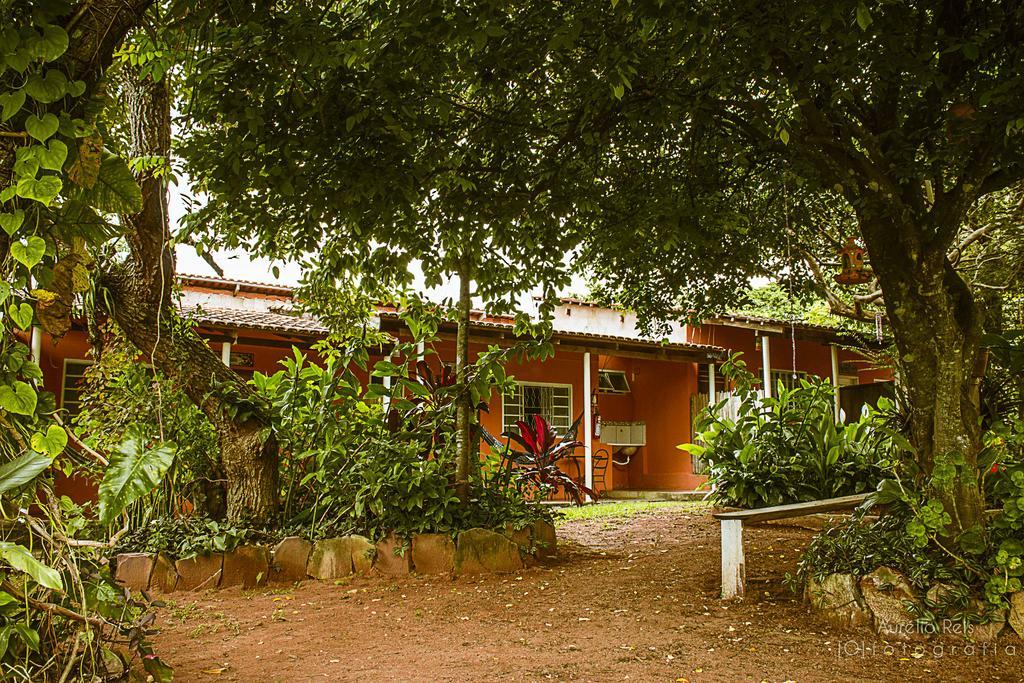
{"left": 1, "top": 1, "right": 171, "bottom": 680}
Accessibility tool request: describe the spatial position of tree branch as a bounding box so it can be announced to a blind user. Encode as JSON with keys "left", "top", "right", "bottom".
{"left": 799, "top": 246, "right": 885, "bottom": 324}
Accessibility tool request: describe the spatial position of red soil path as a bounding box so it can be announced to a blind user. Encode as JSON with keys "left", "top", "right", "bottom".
{"left": 152, "top": 504, "right": 1021, "bottom": 682}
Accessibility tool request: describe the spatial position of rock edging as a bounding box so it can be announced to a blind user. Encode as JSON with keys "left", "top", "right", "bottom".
{"left": 805, "top": 566, "right": 1023, "bottom": 642}
{"left": 114, "top": 520, "right": 556, "bottom": 593}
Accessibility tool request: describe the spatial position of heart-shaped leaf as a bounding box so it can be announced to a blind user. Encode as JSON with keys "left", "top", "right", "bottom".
{"left": 7, "top": 303, "right": 34, "bottom": 330}
{"left": 0, "top": 282, "right": 10, "bottom": 305}
{"left": 0, "top": 380, "right": 37, "bottom": 416}
{"left": 0, "top": 26, "right": 18, "bottom": 53}
{"left": 0, "top": 210, "right": 24, "bottom": 236}
{"left": 10, "top": 236, "right": 46, "bottom": 268}
{"left": 36, "top": 140, "right": 67, "bottom": 171}
{"left": 0, "top": 542, "right": 62, "bottom": 591}
{"left": 0, "top": 450, "right": 53, "bottom": 494}
{"left": 0, "top": 89, "right": 25, "bottom": 122}
{"left": 24, "top": 70, "right": 68, "bottom": 104}
{"left": 66, "top": 80, "right": 85, "bottom": 97}
{"left": 3, "top": 49, "right": 31, "bottom": 73}
{"left": 16, "top": 175, "right": 61, "bottom": 205}
{"left": 13, "top": 154, "right": 39, "bottom": 179}
{"left": 31, "top": 425, "right": 68, "bottom": 457}
{"left": 29, "top": 24, "right": 68, "bottom": 62}
{"left": 25, "top": 113, "right": 59, "bottom": 142}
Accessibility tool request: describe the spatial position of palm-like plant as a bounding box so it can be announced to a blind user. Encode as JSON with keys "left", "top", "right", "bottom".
{"left": 502, "top": 415, "right": 596, "bottom": 505}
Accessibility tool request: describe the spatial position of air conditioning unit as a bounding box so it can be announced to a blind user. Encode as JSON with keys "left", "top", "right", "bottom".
{"left": 601, "top": 421, "right": 646, "bottom": 447}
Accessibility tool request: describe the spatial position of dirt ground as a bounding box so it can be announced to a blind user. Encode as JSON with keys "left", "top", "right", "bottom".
{"left": 152, "top": 504, "right": 1022, "bottom": 682}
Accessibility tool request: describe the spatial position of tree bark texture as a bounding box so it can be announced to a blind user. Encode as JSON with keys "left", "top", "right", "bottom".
{"left": 860, "top": 211, "right": 986, "bottom": 536}
{"left": 103, "top": 68, "right": 279, "bottom": 524}
{"left": 454, "top": 256, "right": 473, "bottom": 503}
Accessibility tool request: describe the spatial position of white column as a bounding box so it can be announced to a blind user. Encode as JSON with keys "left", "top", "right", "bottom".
{"left": 382, "top": 353, "right": 394, "bottom": 411}
{"left": 721, "top": 519, "right": 745, "bottom": 599}
{"left": 707, "top": 362, "right": 717, "bottom": 403}
{"left": 830, "top": 344, "right": 841, "bottom": 421}
{"left": 221, "top": 340, "right": 232, "bottom": 366}
{"left": 29, "top": 274, "right": 42, "bottom": 363}
{"left": 761, "top": 335, "right": 772, "bottom": 398}
{"left": 30, "top": 327, "right": 42, "bottom": 363}
{"left": 583, "top": 352, "right": 593, "bottom": 499}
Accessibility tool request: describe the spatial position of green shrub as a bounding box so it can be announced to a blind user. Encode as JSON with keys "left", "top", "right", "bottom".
{"left": 796, "top": 417, "right": 1024, "bottom": 612}
{"left": 251, "top": 337, "right": 551, "bottom": 541}
{"left": 794, "top": 511, "right": 953, "bottom": 590}
{"left": 114, "top": 516, "right": 280, "bottom": 560}
{"left": 682, "top": 354, "right": 900, "bottom": 508}
{"left": 75, "top": 323, "right": 223, "bottom": 520}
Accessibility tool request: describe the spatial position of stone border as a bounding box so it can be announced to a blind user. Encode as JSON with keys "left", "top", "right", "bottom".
{"left": 114, "top": 520, "right": 556, "bottom": 593}
{"left": 806, "top": 566, "right": 1024, "bottom": 643}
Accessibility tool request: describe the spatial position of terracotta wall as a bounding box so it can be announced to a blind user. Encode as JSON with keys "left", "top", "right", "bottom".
{"left": 688, "top": 323, "right": 891, "bottom": 386}
{"left": 36, "top": 329, "right": 96, "bottom": 503}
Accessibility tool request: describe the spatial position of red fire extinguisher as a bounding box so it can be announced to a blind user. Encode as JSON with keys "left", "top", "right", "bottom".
{"left": 592, "top": 392, "right": 602, "bottom": 439}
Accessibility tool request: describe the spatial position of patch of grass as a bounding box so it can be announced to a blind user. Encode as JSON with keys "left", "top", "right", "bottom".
{"left": 554, "top": 500, "right": 706, "bottom": 525}
{"left": 166, "top": 599, "right": 202, "bottom": 624}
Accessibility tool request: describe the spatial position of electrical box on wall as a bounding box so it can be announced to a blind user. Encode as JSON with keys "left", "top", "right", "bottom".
{"left": 600, "top": 421, "right": 646, "bottom": 446}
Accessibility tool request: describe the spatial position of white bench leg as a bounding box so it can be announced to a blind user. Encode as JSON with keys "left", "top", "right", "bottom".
{"left": 721, "top": 519, "right": 745, "bottom": 599}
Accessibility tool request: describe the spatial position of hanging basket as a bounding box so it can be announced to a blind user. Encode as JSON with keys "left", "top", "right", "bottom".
{"left": 834, "top": 236, "right": 873, "bottom": 286}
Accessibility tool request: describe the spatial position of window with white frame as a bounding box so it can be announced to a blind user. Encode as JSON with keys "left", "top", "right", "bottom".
{"left": 502, "top": 382, "right": 572, "bottom": 433}
{"left": 598, "top": 369, "right": 630, "bottom": 394}
{"left": 62, "top": 359, "right": 93, "bottom": 418}
{"left": 770, "top": 369, "right": 807, "bottom": 392}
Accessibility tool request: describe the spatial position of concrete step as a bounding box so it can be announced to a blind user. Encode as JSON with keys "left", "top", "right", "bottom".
{"left": 602, "top": 489, "right": 709, "bottom": 502}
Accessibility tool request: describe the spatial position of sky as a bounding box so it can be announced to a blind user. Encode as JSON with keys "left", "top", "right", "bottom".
{"left": 169, "top": 182, "right": 304, "bottom": 286}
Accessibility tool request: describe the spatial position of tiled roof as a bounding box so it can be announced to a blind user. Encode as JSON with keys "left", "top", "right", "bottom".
{"left": 377, "top": 311, "right": 726, "bottom": 359}
{"left": 554, "top": 327, "right": 723, "bottom": 354}
{"left": 184, "top": 306, "right": 328, "bottom": 336}
{"left": 710, "top": 312, "right": 842, "bottom": 333}
{"left": 178, "top": 274, "right": 295, "bottom": 296}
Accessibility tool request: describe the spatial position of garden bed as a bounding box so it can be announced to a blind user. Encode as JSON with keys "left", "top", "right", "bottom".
{"left": 114, "top": 521, "right": 556, "bottom": 593}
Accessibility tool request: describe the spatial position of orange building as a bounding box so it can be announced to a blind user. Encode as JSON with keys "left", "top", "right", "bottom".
{"left": 34, "top": 276, "right": 892, "bottom": 501}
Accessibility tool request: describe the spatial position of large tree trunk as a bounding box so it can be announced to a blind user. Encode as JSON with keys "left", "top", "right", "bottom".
{"left": 103, "top": 67, "right": 279, "bottom": 523}
{"left": 860, "top": 214, "right": 986, "bottom": 537}
{"left": 454, "top": 255, "right": 473, "bottom": 503}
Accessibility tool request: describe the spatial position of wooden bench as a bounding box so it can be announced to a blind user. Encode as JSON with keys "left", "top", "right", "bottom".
{"left": 713, "top": 493, "right": 871, "bottom": 599}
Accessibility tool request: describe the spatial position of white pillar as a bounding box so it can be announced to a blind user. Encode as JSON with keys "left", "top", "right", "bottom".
{"left": 221, "top": 340, "right": 232, "bottom": 366}
{"left": 721, "top": 519, "right": 745, "bottom": 599}
{"left": 30, "top": 327, "right": 42, "bottom": 363}
{"left": 382, "top": 353, "right": 394, "bottom": 411}
{"left": 29, "top": 274, "right": 42, "bottom": 363}
{"left": 830, "top": 344, "right": 841, "bottom": 421}
{"left": 761, "top": 335, "right": 772, "bottom": 398}
{"left": 707, "top": 362, "right": 717, "bottom": 404}
{"left": 583, "top": 352, "right": 593, "bottom": 499}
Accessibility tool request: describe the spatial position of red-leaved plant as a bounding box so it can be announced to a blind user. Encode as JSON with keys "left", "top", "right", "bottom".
{"left": 502, "top": 414, "right": 597, "bottom": 505}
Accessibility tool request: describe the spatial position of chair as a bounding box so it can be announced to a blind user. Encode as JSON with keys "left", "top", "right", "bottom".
{"left": 591, "top": 448, "right": 610, "bottom": 491}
